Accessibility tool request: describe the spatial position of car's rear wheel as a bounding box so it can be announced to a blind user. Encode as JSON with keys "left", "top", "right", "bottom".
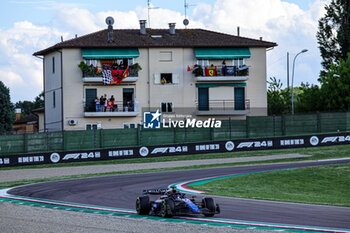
{"left": 160, "top": 198, "right": 174, "bottom": 218}
{"left": 136, "top": 196, "right": 150, "bottom": 215}
{"left": 202, "top": 197, "right": 216, "bottom": 217}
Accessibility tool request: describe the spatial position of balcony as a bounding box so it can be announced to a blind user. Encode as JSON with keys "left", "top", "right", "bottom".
{"left": 84, "top": 101, "right": 139, "bottom": 117}
{"left": 82, "top": 67, "right": 139, "bottom": 83}
{"left": 195, "top": 99, "right": 250, "bottom": 115}
{"left": 193, "top": 65, "right": 249, "bottom": 82}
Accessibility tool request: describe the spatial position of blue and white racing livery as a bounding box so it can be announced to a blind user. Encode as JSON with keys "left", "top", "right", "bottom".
{"left": 136, "top": 187, "right": 220, "bottom": 218}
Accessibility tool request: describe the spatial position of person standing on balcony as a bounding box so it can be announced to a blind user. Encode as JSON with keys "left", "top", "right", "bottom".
{"left": 100, "top": 95, "right": 105, "bottom": 112}
{"left": 103, "top": 94, "right": 107, "bottom": 112}
{"left": 109, "top": 95, "right": 115, "bottom": 112}
{"left": 222, "top": 60, "right": 226, "bottom": 76}
{"left": 95, "top": 97, "right": 100, "bottom": 112}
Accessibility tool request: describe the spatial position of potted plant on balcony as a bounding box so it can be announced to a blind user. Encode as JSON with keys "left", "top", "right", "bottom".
{"left": 192, "top": 64, "right": 203, "bottom": 76}
{"left": 132, "top": 63, "right": 142, "bottom": 71}
{"left": 78, "top": 61, "right": 100, "bottom": 77}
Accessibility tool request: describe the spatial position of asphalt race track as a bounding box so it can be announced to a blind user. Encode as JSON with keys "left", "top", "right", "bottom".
{"left": 8, "top": 159, "right": 350, "bottom": 230}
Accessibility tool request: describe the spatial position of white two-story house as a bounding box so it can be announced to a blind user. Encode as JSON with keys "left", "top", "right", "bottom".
{"left": 34, "top": 20, "right": 277, "bottom": 131}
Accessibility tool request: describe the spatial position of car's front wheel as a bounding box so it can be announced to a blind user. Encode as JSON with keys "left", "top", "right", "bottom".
{"left": 160, "top": 198, "right": 174, "bottom": 218}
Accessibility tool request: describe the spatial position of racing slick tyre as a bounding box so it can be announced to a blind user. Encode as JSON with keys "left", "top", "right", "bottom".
{"left": 160, "top": 198, "right": 174, "bottom": 218}
{"left": 216, "top": 203, "right": 221, "bottom": 214}
{"left": 136, "top": 196, "right": 151, "bottom": 215}
{"left": 202, "top": 197, "right": 216, "bottom": 217}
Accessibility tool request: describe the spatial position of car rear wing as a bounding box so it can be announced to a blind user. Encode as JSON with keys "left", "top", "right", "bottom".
{"left": 142, "top": 189, "right": 167, "bottom": 195}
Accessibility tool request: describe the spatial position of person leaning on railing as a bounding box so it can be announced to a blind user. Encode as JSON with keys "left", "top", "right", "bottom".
{"left": 222, "top": 60, "right": 226, "bottom": 76}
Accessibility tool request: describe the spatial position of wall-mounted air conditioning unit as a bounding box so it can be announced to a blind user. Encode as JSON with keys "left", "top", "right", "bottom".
{"left": 68, "top": 120, "right": 78, "bottom": 126}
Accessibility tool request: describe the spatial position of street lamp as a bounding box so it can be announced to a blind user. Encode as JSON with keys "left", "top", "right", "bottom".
{"left": 291, "top": 49, "right": 308, "bottom": 114}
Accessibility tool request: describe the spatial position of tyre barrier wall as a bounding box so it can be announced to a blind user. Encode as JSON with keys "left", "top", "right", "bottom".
{"left": 0, "top": 132, "right": 349, "bottom": 168}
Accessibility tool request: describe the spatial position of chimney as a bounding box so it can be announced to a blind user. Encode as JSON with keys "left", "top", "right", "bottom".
{"left": 107, "top": 25, "right": 113, "bottom": 43}
{"left": 139, "top": 20, "right": 147, "bottom": 35}
{"left": 15, "top": 108, "right": 21, "bottom": 121}
{"left": 237, "top": 26, "right": 240, "bottom": 36}
{"left": 169, "top": 23, "right": 176, "bottom": 35}
{"left": 260, "top": 37, "right": 263, "bottom": 41}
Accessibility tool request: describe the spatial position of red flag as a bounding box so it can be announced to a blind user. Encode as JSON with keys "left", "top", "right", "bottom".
{"left": 107, "top": 100, "right": 114, "bottom": 108}
{"left": 117, "top": 66, "right": 129, "bottom": 84}
{"left": 205, "top": 67, "right": 216, "bottom": 76}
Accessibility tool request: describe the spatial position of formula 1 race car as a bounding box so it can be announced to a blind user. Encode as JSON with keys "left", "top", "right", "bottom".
{"left": 136, "top": 187, "right": 220, "bottom": 218}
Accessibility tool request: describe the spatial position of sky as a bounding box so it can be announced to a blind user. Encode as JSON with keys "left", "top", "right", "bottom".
{"left": 0, "top": 0, "right": 329, "bottom": 103}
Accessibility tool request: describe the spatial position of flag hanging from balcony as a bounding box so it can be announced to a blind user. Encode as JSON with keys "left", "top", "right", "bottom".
{"left": 102, "top": 69, "right": 124, "bottom": 85}
{"left": 187, "top": 65, "right": 198, "bottom": 71}
{"left": 102, "top": 70, "right": 113, "bottom": 84}
{"left": 205, "top": 67, "right": 216, "bottom": 76}
{"left": 121, "top": 66, "right": 129, "bottom": 82}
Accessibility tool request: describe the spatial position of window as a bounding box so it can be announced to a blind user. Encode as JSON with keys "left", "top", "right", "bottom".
{"left": 154, "top": 73, "right": 179, "bottom": 84}
{"left": 86, "top": 60, "right": 97, "bottom": 67}
{"left": 159, "top": 51, "right": 172, "bottom": 62}
{"left": 197, "top": 59, "right": 209, "bottom": 67}
{"left": 161, "top": 73, "right": 173, "bottom": 84}
{"left": 128, "top": 58, "right": 134, "bottom": 66}
{"left": 161, "top": 102, "right": 173, "bottom": 113}
{"left": 53, "top": 91, "right": 56, "bottom": 108}
{"left": 233, "top": 58, "right": 244, "bottom": 67}
{"left": 123, "top": 123, "right": 136, "bottom": 129}
{"left": 86, "top": 123, "right": 99, "bottom": 130}
{"left": 52, "top": 57, "right": 55, "bottom": 73}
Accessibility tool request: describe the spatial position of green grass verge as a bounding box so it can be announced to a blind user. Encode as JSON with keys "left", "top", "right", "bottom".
{"left": 191, "top": 163, "right": 350, "bottom": 207}
{"left": 1, "top": 144, "right": 350, "bottom": 170}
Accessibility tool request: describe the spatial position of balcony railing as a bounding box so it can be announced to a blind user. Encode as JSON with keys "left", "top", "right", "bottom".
{"left": 82, "top": 67, "right": 139, "bottom": 83}
{"left": 194, "top": 65, "right": 249, "bottom": 82}
{"left": 84, "top": 100, "right": 139, "bottom": 117}
{"left": 196, "top": 99, "right": 250, "bottom": 115}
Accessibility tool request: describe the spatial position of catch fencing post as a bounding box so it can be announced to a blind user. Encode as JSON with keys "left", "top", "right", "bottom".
{"left": 139, "top": 124, "right": 142, "bottom": 145}
{"left": 246, "top": 116, "right": 249, "bottom": 138}
{"left": 46, "top": 131, "right": 50, "bottom": 151}
{"left": 93, "top": 129, "right": 97, "bottom": 149}
{"left": 281, "top": 115, "right": 286, "bottom": 136}
{"left": 23, "top": 134, "right": 27, "bottom": 153}
{"left": 229, "top": 117, "right": 232, "bottom": 139}
{"left": 317, "top": 111, "right": 321, "bottom": 132}
{"left": 273, "top": 115, "right": 276, "bottom": 137}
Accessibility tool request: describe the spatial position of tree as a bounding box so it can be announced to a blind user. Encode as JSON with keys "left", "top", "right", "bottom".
{"left": 294, "top": 83, "right": 322, "bottom": 113}
{"left": 14, "top": 92, "right": 44, "bottom": 116}
{"left": 267, "top": 77, "right": 290, "bottom": 115}
{"left": 317, "top": 0, "right": 350, "bottom": 74}
{"left": 0, "top": 81, "right": 13, "bottom": 133}
{"left": 319, "top": 53, "right": 350, "bottom": 111}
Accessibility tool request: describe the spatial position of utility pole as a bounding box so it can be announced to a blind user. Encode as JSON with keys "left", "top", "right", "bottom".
{"left": 287, "top": 52, "right": 290, "bottom": 91}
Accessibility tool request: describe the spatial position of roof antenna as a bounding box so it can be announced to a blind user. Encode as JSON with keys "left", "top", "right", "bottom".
{"left": 105, "top": 16, "right": 114, "bottom": 43}
{"left": 147, "top": 0, "right": 159, "bottom": 28}
{"left": 183, "top": 0, "right": 195, "bottom": 28}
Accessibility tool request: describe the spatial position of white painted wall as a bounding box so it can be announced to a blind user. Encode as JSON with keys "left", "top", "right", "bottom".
{"left": 44, "top": 51, "right": 62, "bottom": 132}
{"left": 246, "top": 48, "right": 268, "bottom": 116}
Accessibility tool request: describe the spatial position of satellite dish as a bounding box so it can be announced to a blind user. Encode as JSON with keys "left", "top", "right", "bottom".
{"left": 105, "top": 16, "right": 114, "bottom": 26}
{"left": 183, "top": 18, "right": 189, "bottom": 26}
